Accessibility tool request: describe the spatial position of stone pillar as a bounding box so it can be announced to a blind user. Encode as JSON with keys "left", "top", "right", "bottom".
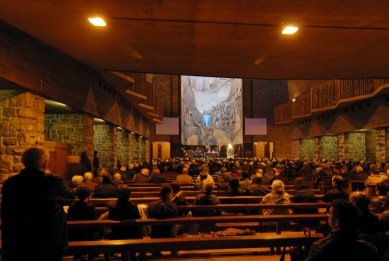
{"left": 319, "top": 136, "right": 338, "bottom": 161}
{"left": 365, "top": 130, "right": 376, "bottom": 162}
{"left": 313, "top": 137, "right": 320, "bottom": 161}
{"left": 376, "top": 128, "right": 386, "bottom": 163}
{"left": 346, "top": 132, "right": 366, "bottom": 161}
{"left": 44, "top": 113, "right": 94, "bottom": 157}
{"left": 386, "top": 128, "right": 389, "bottom": 163}
{"left": 138, "top": 136, "right": 143, "bottom": 162}
{"left": 301, "top": 138, "right": 314, "bottom": 160}
{"left": 145, "top": 139, "right": 151, "bottom": 162}
{"left": 338, "top": 134, "right": 345, "bottom": 161}
{"left": 113, "top": 127, "right": 118, "bottom": 169}
{"left": 117, "top": 129, "right": 129, "bottom": 166}
{"left": 128, "top": 132, "right": 133, "bottom": 163}
{"left": 129, "top": 133, "right": 139, "bottom": 162}
{"left": 0, "top": 91, "right": 45, "bottom": 182}
{"left": 290, "top": 139, "right": 301, "bottom": 160}
{"left": 93, "top": 123, "right": 117, "bottom": 169}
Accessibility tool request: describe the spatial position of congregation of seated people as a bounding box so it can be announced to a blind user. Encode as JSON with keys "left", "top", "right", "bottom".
{"left": 62, "top": 155, "right": 389, "bottom": 260}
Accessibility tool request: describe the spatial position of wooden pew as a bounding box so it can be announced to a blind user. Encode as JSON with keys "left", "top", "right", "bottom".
{"left": 67, "top": 213, "right": 328, "bottom": 234}
{"left": 127, "top": 189, "right": 321, "bottom": 197}
{"left": 94, "top": 203, "right": 330, "bottom": 216}
{"left": 124, "top": 183, "right": 308, "bottom": 189}
{"left": 68, "top": 231, "right": 323, "bottom": 261}
{"left": 89, "top": 195, "right": 324, "bottom": 206}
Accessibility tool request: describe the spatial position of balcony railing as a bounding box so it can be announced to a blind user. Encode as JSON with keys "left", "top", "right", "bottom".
{"left": 292, "top": 92, "right": 311, "bottom": 119}
{"left": 275, "top": 79, "right": 389, "bottom": 124}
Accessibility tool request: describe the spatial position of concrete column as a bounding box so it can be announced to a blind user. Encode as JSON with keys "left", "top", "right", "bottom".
{"left": 0, "top": 91, "right": 45, "bottom": 182}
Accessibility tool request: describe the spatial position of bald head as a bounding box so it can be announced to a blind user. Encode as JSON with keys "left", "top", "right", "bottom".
{"left": 141, "top": 168, "right": 149, "bottom": 176}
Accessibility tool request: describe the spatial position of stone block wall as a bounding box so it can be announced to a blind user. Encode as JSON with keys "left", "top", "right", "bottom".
{"left": 376, "top": 128, "right": 386, "bottom": 163}
{"left": 365, "top": 130, "right": 376, "bottom": 162}
{"left": 145, "top": 139, "right": 151, "bottom": 162}
{"left": 290, "top": 140, "right": 301, "bottom": 159}
{"left": 386, "top": 128, "right": 389, "bottom": 163}
{"left": 140, "top": 137, "right": 146, "bottom": 162}
{"left": 117, "top": 129, "right": 129, "bottom": 166}
{"left": 313, "top": 138, "right": 320, "bottom": 161}
{"left": 0, "top": 91, "right": 45, "bottom": 181}
{"left": 338, "top": 134, "right": 345, "bottom": 161}
{"left": 94, "top": 124, "right": 117, "bottom": 169}
{"left": 319, "top": 136, "right": 338, "bottom": 161}
{"left": 345, "top": 132, "right": 366, "bottom": 161}
{"left": 44, "top": 114, "right": 94, "bottom": 157}
{"left": 300, "top": 138, "right": 314, "bottom": 160}
{"left": 129, "top": 133, "right": 139, "bottom": 162}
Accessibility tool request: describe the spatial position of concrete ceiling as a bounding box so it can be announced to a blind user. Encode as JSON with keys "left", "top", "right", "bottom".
{"left": 1, "top": 1, "right": 389, "bottom": 79}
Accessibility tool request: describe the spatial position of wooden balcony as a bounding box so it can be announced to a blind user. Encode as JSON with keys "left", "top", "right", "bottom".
{"left": 275, "top": 79, "right": 389, "bottom": 124}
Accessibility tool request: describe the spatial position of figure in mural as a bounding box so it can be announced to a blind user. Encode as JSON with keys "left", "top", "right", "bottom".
{"left": 181, "top": 76, "right": 243, "bottom": 146}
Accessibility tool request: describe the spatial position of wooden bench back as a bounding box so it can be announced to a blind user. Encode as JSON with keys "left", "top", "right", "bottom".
{"left": 89, "top": 195, "right": 324, "bottom": 205}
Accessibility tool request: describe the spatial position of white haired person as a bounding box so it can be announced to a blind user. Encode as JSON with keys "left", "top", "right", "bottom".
{"left": 71, "top": 175, "right": 84, "bottom": 192}
{"left": 260, "top": 179, "right": 291, "bottom": 215}
{"left": 1, "top": 147, "right": 74, "bottom": 261}
{"left": 195, "top": 164, "right": 214, "bottom": 190}
{"left": 112, "top": 173, "right": 124, "bottom": 184}
{"left": 82, "top": 172, "right": 97, "bottom": 191}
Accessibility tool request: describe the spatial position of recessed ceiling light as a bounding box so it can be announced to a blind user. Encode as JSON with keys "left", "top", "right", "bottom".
{"left": 45, "top": 100, "right": 69, "bottom": 108}
{"left": 88, "top": 17, "right": 106, "bottom": 27}
{"left": 292, "top": 98, "right": 296, "bottom": 102}
{"left": 282, "top": 25, "right": 299, "bottom": 35}
{"left": 93, "top": 118, "right": 105, "bottom": 123}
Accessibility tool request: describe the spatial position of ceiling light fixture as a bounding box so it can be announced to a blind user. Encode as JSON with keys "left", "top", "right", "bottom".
{"left": 93, "top": 118, "right": 105, "bottom": 123}
{"left": 282, "top": 25, "right": 299, "bottom": 35}
{"left": 88, "top": 17, "right": 106, "bottom": 27}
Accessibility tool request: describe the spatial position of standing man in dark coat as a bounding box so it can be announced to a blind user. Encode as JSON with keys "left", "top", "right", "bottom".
{"left": 92, "top": 150, "right": 100, "bottom": 175}
{"left": 1, "top": 147, "right": 74, "bottom": 261}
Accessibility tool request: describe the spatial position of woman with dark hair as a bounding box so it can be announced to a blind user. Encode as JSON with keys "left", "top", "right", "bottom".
{"left": 68, "top": 185, "right": 98, "bottom": 260}
{"left": 224, "top": 178, "right": 245, "bottom": 196}
{"left": 100, "top": 185, "right": 142, "bottom": 239}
